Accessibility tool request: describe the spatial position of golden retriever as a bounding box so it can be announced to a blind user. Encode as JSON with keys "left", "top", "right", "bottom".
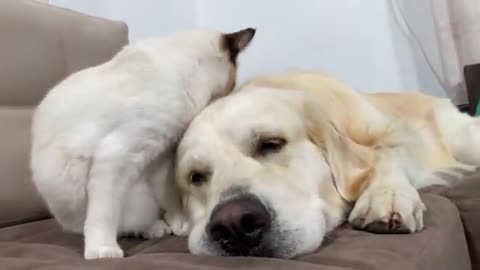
{"left": 175, "top": 71, "right": 480, "bottom": 258}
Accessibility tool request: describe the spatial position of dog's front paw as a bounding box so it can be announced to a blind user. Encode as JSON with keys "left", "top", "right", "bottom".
{"left": 164, "top": 212, "right": 189, "bottom": 236}
{"left": 348, "top": 184, "right": 426, "bottom": 234}
{"left": 84, "top": 244, "right": 124, "bottom": 260}
{"left": 142, "top": 220, "right": 171, "bottom": 239}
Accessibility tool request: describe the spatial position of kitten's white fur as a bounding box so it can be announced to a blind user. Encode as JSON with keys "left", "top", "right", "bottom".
{"left": 30, "top": 28, "right": 254, "bottom": 259}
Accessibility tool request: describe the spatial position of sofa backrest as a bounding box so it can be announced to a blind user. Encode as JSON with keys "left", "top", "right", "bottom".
{"left": 0, "top": 0, "right": 128, "bottom": 228}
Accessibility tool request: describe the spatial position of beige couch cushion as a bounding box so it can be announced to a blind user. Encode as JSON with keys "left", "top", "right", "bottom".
{"left": 0, "top": 108, "right": 46, "bottom": 228}
{"left": 0, "top": 0, "right": 128, "bottom": 228}
{"left": 0, "top": 0, "right": 129, "bottom": 106}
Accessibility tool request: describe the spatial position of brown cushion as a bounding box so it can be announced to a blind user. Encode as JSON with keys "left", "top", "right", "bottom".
{"left": 0, "top": 194, "right": 470, "bottom": 270}
{"left": 0, "top": 0, "right": 128, "bottom": 106}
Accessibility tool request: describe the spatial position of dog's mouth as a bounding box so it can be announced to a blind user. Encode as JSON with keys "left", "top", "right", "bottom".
{"left": 192, "top": 186, "right": 327, "bottom": 258}
{"left": 216, "top": 236, "right": 275, "bottom": 257}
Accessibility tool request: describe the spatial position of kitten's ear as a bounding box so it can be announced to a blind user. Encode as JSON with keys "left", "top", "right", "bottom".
{"left": 223, "top": 28, "right": 256, "bottom": 63}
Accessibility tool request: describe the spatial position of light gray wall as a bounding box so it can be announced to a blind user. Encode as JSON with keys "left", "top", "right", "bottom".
{"left": 49, "top": 0, "right": 446, "bottom": 96}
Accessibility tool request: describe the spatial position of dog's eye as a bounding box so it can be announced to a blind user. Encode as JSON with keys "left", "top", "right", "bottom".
{"left": 256, "top": 137, "right": 287, "bottom": 156}
{"left": 189, "top": 171, "right": 209, "bottom": 186}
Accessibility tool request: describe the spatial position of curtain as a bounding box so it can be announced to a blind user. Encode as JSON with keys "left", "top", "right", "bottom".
{"left": 430, "top": 0, "right": 480, "bottom": 105}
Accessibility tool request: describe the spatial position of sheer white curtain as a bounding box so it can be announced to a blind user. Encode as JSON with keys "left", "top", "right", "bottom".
{"left": 431, "top": 0, "right": 480, "bottom": 105}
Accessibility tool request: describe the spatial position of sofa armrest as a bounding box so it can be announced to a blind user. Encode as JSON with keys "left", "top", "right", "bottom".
{"left": 0, "top": 0, "right": 128, "bottom": 228}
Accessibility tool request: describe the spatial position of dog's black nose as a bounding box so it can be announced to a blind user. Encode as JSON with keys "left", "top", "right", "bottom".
{"left": 208, "top": 195, "right": 270, "bottom": 255}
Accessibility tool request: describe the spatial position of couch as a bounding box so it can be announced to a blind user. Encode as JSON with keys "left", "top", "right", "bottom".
{"left": 1, "top": 1, "right": 479, "bottom": 269}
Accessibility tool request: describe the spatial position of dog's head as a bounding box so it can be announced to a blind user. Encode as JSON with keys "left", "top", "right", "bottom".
{"left": 176, "top": 73, "right": 376, "bottom": 258}
{"left": 165, "top": 28, "right": 255, "bottom": 99}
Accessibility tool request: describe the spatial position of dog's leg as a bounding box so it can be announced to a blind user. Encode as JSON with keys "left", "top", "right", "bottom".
{"left": 83, "top": 132, "right": 163, "bottom": 259}
{"left": 348, "top": 151, "right": 426, "bottom": 234}
{"left": 435, "top": 99, "right": 480, "bottom": 166}
{"left": 448, "top": 118, "right": 480, "bottom": 166}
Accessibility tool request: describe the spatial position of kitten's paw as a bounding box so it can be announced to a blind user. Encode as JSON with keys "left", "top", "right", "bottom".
{"left": 164, "top": 212, "right": 189, "bottom": 236}
{"left": 84, "top": 244, "right": 124, "bottom": 259}
{"left": 142, "top": 220, "right": 171, "bottom": 239}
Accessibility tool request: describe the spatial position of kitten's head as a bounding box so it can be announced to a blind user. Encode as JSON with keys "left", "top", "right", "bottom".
{"left": 168, "top": 28, "right": 256, "bottom": 99}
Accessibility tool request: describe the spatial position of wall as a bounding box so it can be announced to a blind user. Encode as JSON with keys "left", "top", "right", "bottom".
{"left": 391, "top": 0, "right": 446, "bottom": 97}
{"left": 49, "top": 0, "right": 197, "bottom": 41}
{"left": 49, "top": 0, "right": 446, "bottom": 96}
{"left": 195, "top": 0, "right": 434, "bottom": 93}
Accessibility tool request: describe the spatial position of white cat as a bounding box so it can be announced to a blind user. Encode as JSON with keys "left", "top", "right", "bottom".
{"left": 30, "top": 28, "right": 256, "bottom": 259}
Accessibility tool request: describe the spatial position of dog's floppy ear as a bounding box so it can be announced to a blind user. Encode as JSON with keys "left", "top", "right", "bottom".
{"left": 322, "top": 124, "right": 376, "bottom": 201}
{"left": 223, "top": 28, "right": 256, "bottom": 63}
{"left": 305, "top": 103, "right": 376, "bottom": 202}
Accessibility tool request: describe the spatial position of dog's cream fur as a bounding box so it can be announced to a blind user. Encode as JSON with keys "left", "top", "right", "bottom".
{"left": 176, "top": 71, "right": 480, "bottom": 258}
{"left": 30, "top": 28, "right": 255, "bottom": 259}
